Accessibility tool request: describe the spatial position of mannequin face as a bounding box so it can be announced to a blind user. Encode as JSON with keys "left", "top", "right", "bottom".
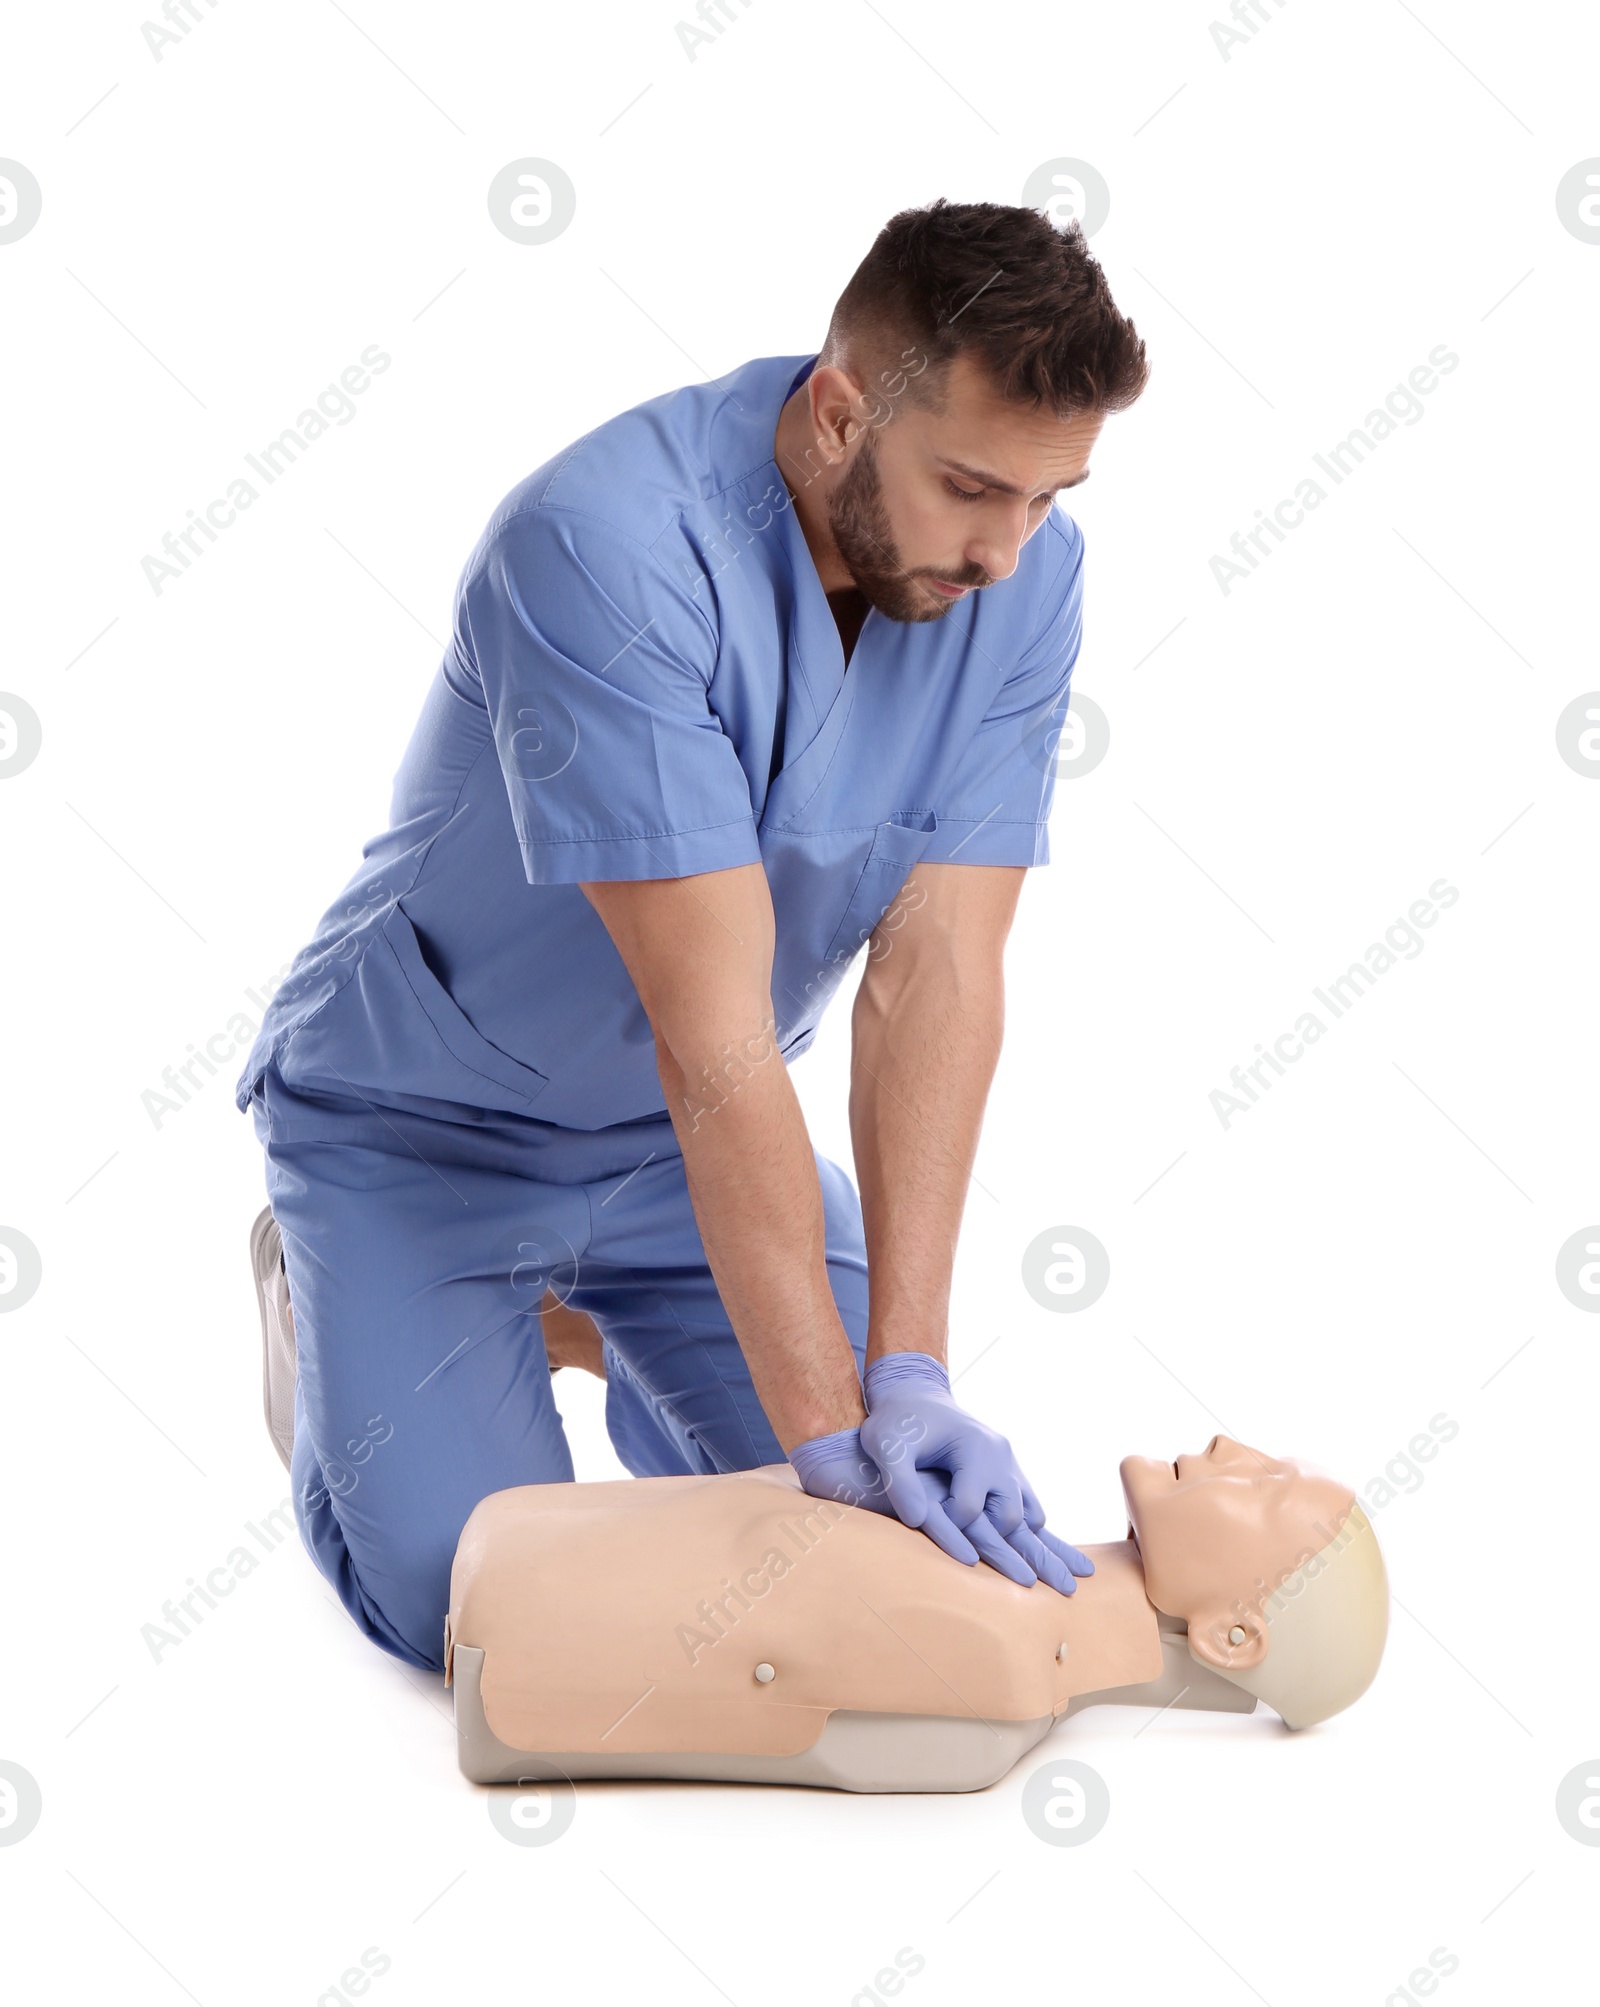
{"left": 1120, "top": 1436, "right": 1358, "bottom": 1676}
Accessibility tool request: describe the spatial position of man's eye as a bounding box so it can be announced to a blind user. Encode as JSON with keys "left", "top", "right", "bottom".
{"left": 944, "top": 479, "right": 983, "bottom": 503}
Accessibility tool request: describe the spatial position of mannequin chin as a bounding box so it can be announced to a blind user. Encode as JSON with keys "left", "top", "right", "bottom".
{"left": 444, "top": 1436, "right": 1391, "bottom": 1788}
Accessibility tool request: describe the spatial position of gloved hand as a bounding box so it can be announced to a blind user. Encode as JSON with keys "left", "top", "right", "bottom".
{"left": 789, "top": 1424, "right": 968, "bottom": 1531}
{"left": 787, "top": 1427, "right": 896, "bottom": 1514}
{"left": 860, "top": 1351, "right": 1095, "bottom": 1596}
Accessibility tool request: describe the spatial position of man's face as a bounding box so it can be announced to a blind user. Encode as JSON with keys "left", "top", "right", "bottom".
{"left": 826, "top": 351, "right": 1105, "bottom": 623}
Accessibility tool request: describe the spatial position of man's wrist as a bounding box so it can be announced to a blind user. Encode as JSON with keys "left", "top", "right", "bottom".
{"left": 865, "top": 1336, "right": 949, "bottom": 1371}
{"left": 863, "top": 1350, "right": 950, "bottom": 1400}
{"left": 778, "top": 1384, "right": 867, "bottom": 1455}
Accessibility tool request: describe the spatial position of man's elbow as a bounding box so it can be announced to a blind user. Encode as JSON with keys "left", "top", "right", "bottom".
{"left": 857, "top": 927, "right": 1005, "bottom": 1022}
{"left": 653, "top": 997, "right": 784, "bottom": 1125}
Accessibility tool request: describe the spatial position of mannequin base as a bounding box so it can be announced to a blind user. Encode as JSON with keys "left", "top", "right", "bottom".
{"left": 452, "top": 1646, "right": 1054, "bottom": 1793}
{"left": 453, "top": 1630, "right": 1260, "bottom": 1793}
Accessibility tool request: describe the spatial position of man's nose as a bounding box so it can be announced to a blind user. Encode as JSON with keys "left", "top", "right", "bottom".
{"left": 966, "top": 516, "right": 1026, "bottom": 582}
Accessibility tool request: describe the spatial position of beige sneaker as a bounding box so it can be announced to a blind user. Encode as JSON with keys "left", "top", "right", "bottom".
{"left": 249, "top": 1207, "right": 296, "bottom": 1471}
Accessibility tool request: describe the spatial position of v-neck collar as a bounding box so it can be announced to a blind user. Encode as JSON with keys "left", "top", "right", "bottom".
{"left": 708, "top": 352, "right": 885, "bottom": 808}
{"left": 773, "top": 489, "right": 867, "bottom": 760}
{"left": 827, "top": 587, "right": 871, "bottom": 667}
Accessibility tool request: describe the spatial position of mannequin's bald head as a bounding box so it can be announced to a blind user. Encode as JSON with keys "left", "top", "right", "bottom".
{"left": 1121, "top": 1437, "right": 1390, "bottom": 1729}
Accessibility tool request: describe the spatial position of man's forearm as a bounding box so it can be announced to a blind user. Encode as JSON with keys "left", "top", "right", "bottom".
{"left": 579, "top": 866, "right": 865, "bottom": 1457}
{"left": 849, "top": 942, "right": 1005, "bottom": 1370}
{"left": 655, "top": 1019, "right": 865, "bottom": 1454}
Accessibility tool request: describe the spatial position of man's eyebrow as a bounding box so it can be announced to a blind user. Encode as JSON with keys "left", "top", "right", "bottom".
{"left": 939, "top": 456, "right": 1090, "bottom": 495}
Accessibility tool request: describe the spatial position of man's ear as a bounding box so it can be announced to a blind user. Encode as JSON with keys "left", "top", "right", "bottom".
{"left": 1186, "top": 1605, "right": 1270, "bottom": 1672}
{"left": 808, "top": 365, "right": 870, "bottom": 461}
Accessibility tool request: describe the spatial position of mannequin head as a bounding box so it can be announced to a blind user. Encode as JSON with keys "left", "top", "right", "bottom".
{"left": 1120, "top": 1436, "right": 1388, "bottom": 1728}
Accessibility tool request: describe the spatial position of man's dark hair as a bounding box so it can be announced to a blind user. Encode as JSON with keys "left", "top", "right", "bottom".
{"left": 824, "top": 198, "right": 1149, "bottom": 418}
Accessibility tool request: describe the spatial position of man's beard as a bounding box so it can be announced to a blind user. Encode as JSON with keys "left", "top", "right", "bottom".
{"left": 826, "top": 434, "right": 990, "bottom": 623}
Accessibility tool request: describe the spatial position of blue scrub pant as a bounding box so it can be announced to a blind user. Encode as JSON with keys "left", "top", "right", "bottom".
{"left": 249, "top": 1065, "right": 870, "bottom": 1672}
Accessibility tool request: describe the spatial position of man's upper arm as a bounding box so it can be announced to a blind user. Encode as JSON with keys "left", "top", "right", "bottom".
{"left": 579, "top": 865, "right": 777, "bottom": 1071}
{"left": 857, "top": 860, "right": 1025, "bottom": 1009}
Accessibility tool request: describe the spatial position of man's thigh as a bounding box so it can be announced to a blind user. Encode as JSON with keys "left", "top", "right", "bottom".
{"left": 575, "top": 1149, "right": 870, "bottom": 1477}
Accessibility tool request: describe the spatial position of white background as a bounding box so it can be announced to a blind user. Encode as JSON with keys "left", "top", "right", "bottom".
{"left": 2, "top": 0, "right": 1596, "bottom": 1999}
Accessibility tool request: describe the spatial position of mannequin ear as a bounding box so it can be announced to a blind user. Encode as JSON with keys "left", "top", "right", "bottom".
{"left": 1186, "top": 1605, "right": 1270, "bottom": 1672}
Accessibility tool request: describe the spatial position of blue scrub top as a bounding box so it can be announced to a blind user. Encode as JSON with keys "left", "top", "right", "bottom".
{"left": 236, "top": 352, "right": 1086, "bottom": 1134}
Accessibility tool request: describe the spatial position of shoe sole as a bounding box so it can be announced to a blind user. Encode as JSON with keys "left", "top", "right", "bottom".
{"left": 249, "top": 1206, "right": 296, "bottom": 1472}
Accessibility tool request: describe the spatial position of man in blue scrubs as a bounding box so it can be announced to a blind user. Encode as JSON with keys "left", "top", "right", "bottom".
{"left": 237, "top": 199, "right": 1149, "bottom": 1672}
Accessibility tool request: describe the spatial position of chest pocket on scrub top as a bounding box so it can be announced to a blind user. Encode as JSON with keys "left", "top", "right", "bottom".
{"left": 821, "top": 810, "right": 940, "bottom": 972}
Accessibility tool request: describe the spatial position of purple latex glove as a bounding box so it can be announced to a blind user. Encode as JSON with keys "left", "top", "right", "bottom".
{"left": 787, "top": 1426, "right": 895, "bottom": 1514}
{"left": 860, "top": 1351, "right": 1095, "bottom": 1596}
{"left": 788, "top": 1426, "right": 961, "bottom": 1531}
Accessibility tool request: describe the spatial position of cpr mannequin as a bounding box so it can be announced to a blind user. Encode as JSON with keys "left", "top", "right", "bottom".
{"left": 446, "top": 1435, "right": 1388, "bottom": 1791}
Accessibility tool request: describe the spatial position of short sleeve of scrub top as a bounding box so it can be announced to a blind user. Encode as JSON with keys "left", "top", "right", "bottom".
{"left": 456, "top": 506, "right": 763, "bottom": 886}
{"left": 918, "top": 511, "right": 1086, "bottom": 871}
